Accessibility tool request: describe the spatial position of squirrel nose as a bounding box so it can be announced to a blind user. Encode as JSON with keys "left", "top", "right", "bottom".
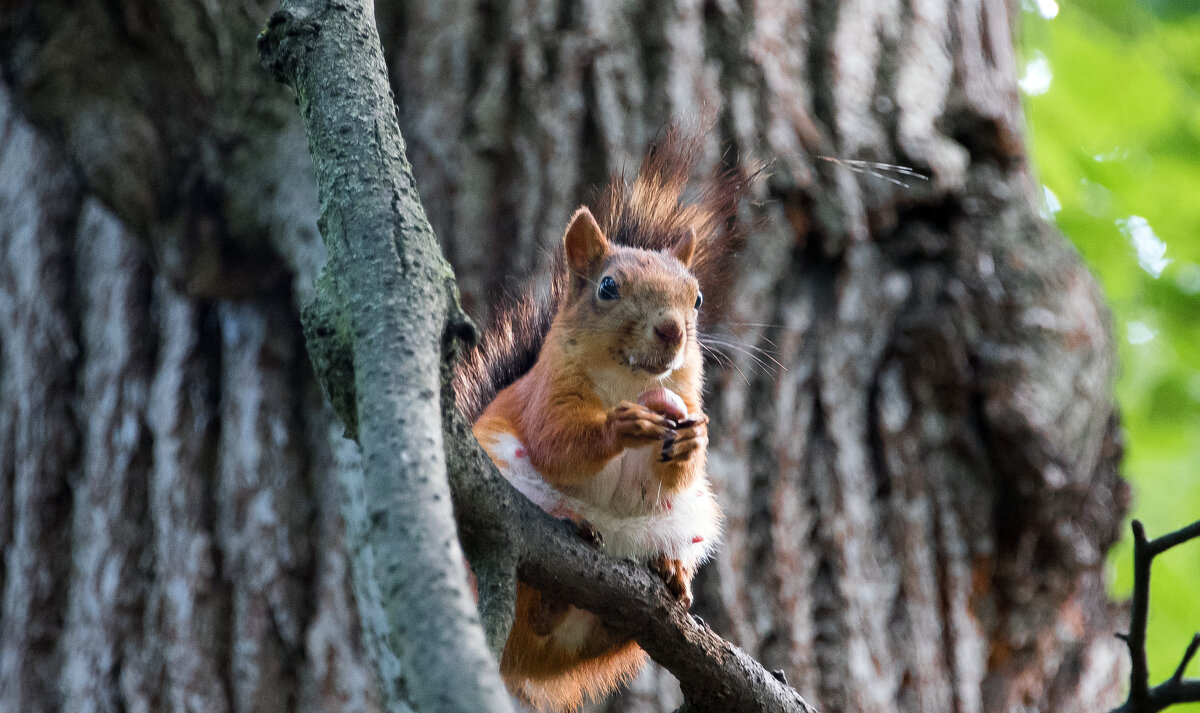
{"left": 653, "top": 320, "right": 683, "bottom": 348}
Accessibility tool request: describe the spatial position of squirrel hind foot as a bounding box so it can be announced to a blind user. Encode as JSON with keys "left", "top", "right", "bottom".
{"left": 558, "top": 516, "right": 604, "bottom": 548}
{"left": 648, "top": 554, "right": 694, "bottom": 609}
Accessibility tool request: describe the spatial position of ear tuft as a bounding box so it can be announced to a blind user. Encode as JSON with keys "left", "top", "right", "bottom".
{"left": 672, "top": 226, "right": 696, "bottom": 267}
{"left": 564, "top": 207, "right": 608, "bottom": 275}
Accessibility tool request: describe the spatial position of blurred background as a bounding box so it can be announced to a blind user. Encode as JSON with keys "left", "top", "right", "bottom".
{"left": 1021, "top": 0, "right": 1200, "bottom": 699}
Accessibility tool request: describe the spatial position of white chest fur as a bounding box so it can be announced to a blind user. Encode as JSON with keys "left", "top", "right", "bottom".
{"left": 486, "top": 432, "right": 720, "bottom": 568}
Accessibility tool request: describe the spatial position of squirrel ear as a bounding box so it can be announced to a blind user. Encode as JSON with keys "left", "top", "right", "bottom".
{"left": 672, "top": 226, "right": 696, "bottom": 267}
{"left": 563, "top": 207, "right": 608, "bottom": 275}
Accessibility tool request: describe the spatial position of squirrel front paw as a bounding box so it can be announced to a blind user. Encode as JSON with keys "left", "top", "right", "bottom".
{"left": 659, "top": 412, "right": 708, "bottom": 463}
{"left": 608, "top": 401, "right": 676, "bottom": 449}
{"left": 649, "top": 554, "right": 694, "bottom": 609}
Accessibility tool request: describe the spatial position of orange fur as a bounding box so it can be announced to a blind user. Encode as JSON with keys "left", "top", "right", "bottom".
{"left": 458, "top": 128, "right": 747, "bottom": 711}
{"left": 474, "top": 225, "right": 708, "bottom": 710}
{"left": 501, "top": 583, "right": 646, "bottom": 710}
{"left": 453, "top": 126, "right": 750, "bottom": 423}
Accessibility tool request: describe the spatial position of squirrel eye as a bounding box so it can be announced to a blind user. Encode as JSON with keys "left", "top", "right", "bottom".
{"left": 597, "top": 275, "right": 620, "bottom": 301}
{"left": 694, "top": 291, "right": 704, "bottom": 309}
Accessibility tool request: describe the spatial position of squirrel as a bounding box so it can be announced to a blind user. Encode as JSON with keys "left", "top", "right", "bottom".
{"left": 454, "top": 128, "right": 749, "bottom": 711}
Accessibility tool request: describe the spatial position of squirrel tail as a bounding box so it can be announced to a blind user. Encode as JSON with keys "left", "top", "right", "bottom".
{"left": 453, "top": 125, "right": 754, "bottom": 422}
{"left": 453, "top": 273, "right": 561, "bottom": 422}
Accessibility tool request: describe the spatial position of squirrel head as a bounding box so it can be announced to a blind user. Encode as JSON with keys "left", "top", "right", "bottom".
{"left": 555, "top": 207, "right": 702, "bottom": 380}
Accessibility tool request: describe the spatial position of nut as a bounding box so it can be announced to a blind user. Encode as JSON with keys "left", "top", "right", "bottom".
{"left": 637, "top": 387, "right": 687, "bottom": 421}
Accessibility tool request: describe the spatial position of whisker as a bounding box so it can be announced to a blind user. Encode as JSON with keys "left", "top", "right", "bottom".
{"left": 700, "top": 334, "right": 772, "bottom": 361}
{"left": 698, "top": 341, "right": 735, "bottom": 380}
{"left": 719, "top": 329, "right": 782, "bottom": 350}
{"left": 701, "top": 341, "right": 776, "bottom": 377}
{"left": 716, "top": 322, "right": 803, "bottom": 345}
{"left": 697, "top": 340, "right": 734, "bottom": 369}
{"left": 699, "top": 341, "right": 751, "bottom": 385}
{"left": 700, "top": 331, "right": 778, "bottom": 350}
{"left": 700, "top": 335, "right": 788, "bottom": 373}
{"left": 722, "top": 321, "right": 788, "bottom": 329}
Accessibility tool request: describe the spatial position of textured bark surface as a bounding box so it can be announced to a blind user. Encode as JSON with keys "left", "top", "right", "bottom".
{"left": 0, "top": 0, "right": 1128, "bottom": 712}
{"left": 259, "top": 3, "right": 512, "bottom": 712}
{"left": 0, "top": 71, "right": 375, "bottom": 713}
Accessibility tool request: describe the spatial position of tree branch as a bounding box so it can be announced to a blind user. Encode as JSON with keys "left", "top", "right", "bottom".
{"left": 440, "top": 358, "right": 518, "bottom": 657}
{"left": 442, "top": 404, "right": 819, "bottom": 713}
{"left": 258, "top": 3, "right": 510, "bottom": 713}
{"left": 1110, "top": 518, "right": 1200, "bottom": 713}
{"left": 260, "top": 1, "right": 819, "bottom": 711}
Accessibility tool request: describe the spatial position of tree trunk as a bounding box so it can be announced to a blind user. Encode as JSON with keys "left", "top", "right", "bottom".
{"left": 0, "top": 1, "right": 1128, "bottom": 712}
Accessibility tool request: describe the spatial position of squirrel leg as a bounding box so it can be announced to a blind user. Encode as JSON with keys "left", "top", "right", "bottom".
{"left": 576, "top": 618, "right": 629, "bottom": 659}
{"left": 559, "top": 515, "right": 604, "bottom": 548}
{"left": 527, "top": 587, "right": 572, "bottom": 637}
{"left": 648, "top": 554, "right": 694, "bottom": 609}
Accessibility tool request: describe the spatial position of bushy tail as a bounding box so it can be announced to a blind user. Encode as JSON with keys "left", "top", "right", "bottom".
{"left": 453, "top": 126, "right": 753, "bottom": 422}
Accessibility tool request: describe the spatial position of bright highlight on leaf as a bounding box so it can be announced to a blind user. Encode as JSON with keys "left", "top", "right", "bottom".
{"left": 1117, "top": 215, "right": 1171, "bottom": 278}
{"left": 1021, "top": 0, "right": 1061, "bottom": 20}
{"left": 1042, "top": 185, "right": 1062, "bottom": 215}
{"left": 1127, "top": 321, "right": 1156, "bottom": 345}
{"left": 1019, "top": 52, "right": 1053, "bottom": 95}
{"left": 1093, "top": 147, "right": 1128, "bottom": 162}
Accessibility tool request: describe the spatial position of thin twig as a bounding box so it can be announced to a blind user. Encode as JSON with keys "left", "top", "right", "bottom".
{"left": 1149, "top": 519, "right": 1200, "bottom": 557}
{"left": 1110, "top": 518, "right": 1200, "bottom": 713}
{"left": 1129, "top": 520, "right": 1152, "bottom": 702}
{"left": 1169, "top": 634, "right": 1200, "bottom": 686}
{"left": 817, "top": 156, "right": 931, "bottom": 188}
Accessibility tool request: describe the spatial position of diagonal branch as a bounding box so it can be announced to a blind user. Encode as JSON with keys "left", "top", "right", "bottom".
{"left": 259, "top": 1, "right": 821, "bottom": 711}
{"left": 1110, "top": 518, "right": 1200, "bottom": 713}
{"left": 1169, "top": 635, "right": 1200, "bottom": 687}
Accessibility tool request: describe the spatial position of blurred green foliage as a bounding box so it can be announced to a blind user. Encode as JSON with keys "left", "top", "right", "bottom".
{"left": 1021, "top": 0, "right": 1200, "bottom": 702}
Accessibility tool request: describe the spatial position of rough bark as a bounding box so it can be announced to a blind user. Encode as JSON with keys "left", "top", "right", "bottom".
{"left": 0, "top": 79, "right": 82, "bottom": 713}
{"left": 0, "top": 72, "right": 375, "bottom": 713}
{"left": 258, "top": 3, "right": 511, "bottom": 712}
{"left": 0, "top": 0, "right": 1129, "bottom": 712}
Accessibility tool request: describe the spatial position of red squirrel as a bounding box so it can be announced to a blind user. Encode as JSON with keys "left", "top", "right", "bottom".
{"left": 454, "top": 130, "right": 747, "bottom": 711}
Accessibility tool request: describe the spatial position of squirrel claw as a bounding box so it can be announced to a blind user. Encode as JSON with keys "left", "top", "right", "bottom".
{"left": 648, "top": 554, "right": 693, "bottom": 609}
{"left": 660, "top": 433, "right": 677, "bottom": 462}
{"left": 658, "top": 416, "right": 706, "bottom": 463}
{"left": 562, "top": 517, "right": 604, "bottom": 548}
